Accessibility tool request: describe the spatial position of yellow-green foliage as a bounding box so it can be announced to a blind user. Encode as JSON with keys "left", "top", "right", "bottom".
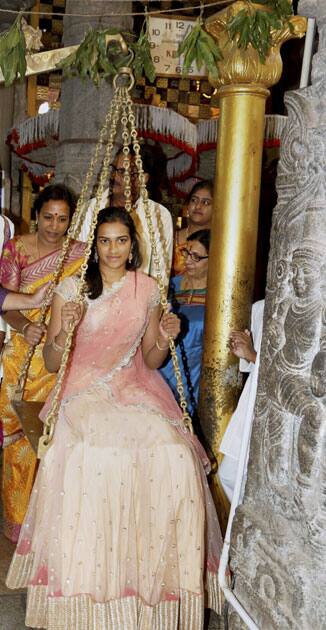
{"left": 178, "top": 21, "right": 222, "bottom": 79}
{"left": 227, "top": 0, "right": 294, "bottom": 62}
{"left": 0, "top": 14, "right": 26, "bottom": 86}
{"left": 0, "top": 2, "right": 294, "bottom": 87}
{"left": 58, "top": 20, "right": 155, "bottom": 85}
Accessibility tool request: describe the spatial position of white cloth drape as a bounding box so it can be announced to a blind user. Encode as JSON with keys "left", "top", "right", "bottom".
{"left": 218, "top": 300, "right": 265, "bottom": 502}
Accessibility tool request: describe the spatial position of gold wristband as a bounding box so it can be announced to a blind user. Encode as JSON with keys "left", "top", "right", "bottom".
{"left": 155, "top": 338, "right": 169, "bottom": 352}
{"left": 21, "top": 322, "right": 30, "bottom": 336}
{"left": 51, "top": 337, "right": 65, "bottom": 353}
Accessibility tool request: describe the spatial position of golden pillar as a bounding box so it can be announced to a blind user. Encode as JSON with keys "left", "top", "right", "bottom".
{"left": 199, "top": 2, "right": 306, "bottom": 529}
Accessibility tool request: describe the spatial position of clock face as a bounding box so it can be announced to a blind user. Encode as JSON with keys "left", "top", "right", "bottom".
{"left": 148, "top": 15, "right": 207, "bottom": 78}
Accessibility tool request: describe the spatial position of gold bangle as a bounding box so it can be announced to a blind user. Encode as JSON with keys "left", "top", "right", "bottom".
{"left": 155, "top": 338, "right": 169, "bottom": 352}
{"left": 21, "top": 322, "right": 30, "bottom": 336}
{"left": 51, "top": 337, "right": 65, "bottom": 353}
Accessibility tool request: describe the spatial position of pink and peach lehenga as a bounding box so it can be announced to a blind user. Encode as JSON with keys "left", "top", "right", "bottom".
{"left": 6, "top": 270, "right": 223, "bottom": 630}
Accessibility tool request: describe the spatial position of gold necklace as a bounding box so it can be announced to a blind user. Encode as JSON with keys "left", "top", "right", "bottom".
{"left": 35, "top": 233, "right": 41, "bottom": 260}
{"left": 35, "top": 234, "right": 49, "bottom": 260}
{"left": 102, "top": 271, "right": 127, "bottom": 289}
{"left": 183, "top": 276, "right": 194, "bottom": 304}
{"left": 35, "top": 233, "right": 63, "bottom": 260}
{"left": 184, "top": 276, "right": 206, "bottom": 304}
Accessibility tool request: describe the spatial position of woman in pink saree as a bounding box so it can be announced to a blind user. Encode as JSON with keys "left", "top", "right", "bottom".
{"left": 7, "top": 207, "right": 223, "bottom": 630}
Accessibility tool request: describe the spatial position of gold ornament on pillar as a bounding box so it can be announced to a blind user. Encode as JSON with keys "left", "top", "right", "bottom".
{"left": 199, "top": 1, "right": 306, "bottom": 529}
{"left": 205, "top": 1, "right": 307, "bottom": 88}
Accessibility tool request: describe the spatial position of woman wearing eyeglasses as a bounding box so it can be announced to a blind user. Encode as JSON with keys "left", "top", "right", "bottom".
{"left": 161, "top": 229, "right": 210, "bottom": 422}
{"left": 172, "top": 180, "right": 213, "bottom": 276}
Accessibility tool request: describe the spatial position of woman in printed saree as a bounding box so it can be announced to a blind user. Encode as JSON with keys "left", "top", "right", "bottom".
{"left": 161, "top": 229, "right": 210, "bottom": 422}
{"left": 0, "top": 184, "right": 85, "bottom": 543}
{"left": 7, "top": 208, "right": 222, "bottom": 630}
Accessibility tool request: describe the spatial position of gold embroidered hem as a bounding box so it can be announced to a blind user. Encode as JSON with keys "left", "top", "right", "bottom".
{"left": 26, "top": 587, "right": 205, "bottom": 630}
{"left": 207, "top": 569, "right": 223, "bottom": 613}
{"left": 6, "top": 551, "right": 33, "bottom": 589}
{"left": 7, "top": 552, "right": 222, "bottom": 629}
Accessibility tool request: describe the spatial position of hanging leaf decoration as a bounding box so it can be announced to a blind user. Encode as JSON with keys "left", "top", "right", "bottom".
{"left": 258, "top": 0, "right": 293, "bottom": 21}
{"left": 0, "top": 14, "right": 26, "bottom": 87}
{"left": 0, "top": 1, "right": 296, "bottom": 87}
{"left": 57, "top": 21, "right": 156, "bottom": 86}
{"left": 130, "top": 16, "right": 156, "bottom": 83}
{"left": 57, "top": 27, "right": 126, "bottom": 86}
{"left": 227, "top": 0, "right": 294, "bottom": 63}
{"left": 178, "top": 21, "right": 223, "bottom": 79}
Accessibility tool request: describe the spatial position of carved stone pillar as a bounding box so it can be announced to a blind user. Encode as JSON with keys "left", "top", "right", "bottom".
{"left": 55, "top": 1, "right": 131, "bottom": 193}
{"left": 198, "top": 1, "right": 306, "bottom": 528}
{"left": 229, "top": 1, "right": 326, "bottom": 627}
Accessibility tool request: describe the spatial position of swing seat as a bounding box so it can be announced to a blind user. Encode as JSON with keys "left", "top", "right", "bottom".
{"left": 9, "top": 60, "right": 193, "bottom": 460}
{"left": 12, "top": 399, "right": 44, "bottom": 454}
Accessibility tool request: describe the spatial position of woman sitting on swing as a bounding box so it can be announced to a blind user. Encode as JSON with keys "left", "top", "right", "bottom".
{"left": 7, "top": 207, "right": 222, "bottom": 630}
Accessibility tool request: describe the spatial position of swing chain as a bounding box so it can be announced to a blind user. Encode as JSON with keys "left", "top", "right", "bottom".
{"left": 38, "top": 87, "right": 124, "bottom": 457}
{"left": 14, "top": 90, "right": 117, "bottom": 403}
{"left": 39, "top": 58, "right": 194, "bottom": 457}
{"left": 123, "top": 88, "right": 193, "bottom": 434}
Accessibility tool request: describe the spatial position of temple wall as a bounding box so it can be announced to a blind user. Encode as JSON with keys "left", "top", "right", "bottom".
{"left": 229, "top": 1, "right": 326, "bottom": 627}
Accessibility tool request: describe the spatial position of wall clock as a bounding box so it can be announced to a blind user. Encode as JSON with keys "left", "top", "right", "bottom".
{"left": 148, "top": 15, "right": 207, "bottom": 78}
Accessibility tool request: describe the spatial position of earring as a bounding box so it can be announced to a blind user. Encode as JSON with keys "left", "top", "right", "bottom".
{"left": 128, "top": 251, "right": 132, "bottom": 264}
{"left": 94, "top": 248, "right": 98, "bottom": 263}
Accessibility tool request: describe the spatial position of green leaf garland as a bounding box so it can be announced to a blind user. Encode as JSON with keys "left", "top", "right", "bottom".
{"left": 227, "top": 0, "right": 294, "bottom": 63}
{"left": 130, "top": 16, "right": 156, "bottom": 83}
{"left": 57, "top": 18, "right": 156, "bottom": 86}
{"left": 57, "top": 27, "right": 125, "bottom": 86}
{"left": 0, "top": 14, "right": 26, "bottom": 87}
{"left": 0, "top": 1, "right": 296, "bottom": 87}
{"left": 178, "top": 21, "right": 223, "bottom": 79}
